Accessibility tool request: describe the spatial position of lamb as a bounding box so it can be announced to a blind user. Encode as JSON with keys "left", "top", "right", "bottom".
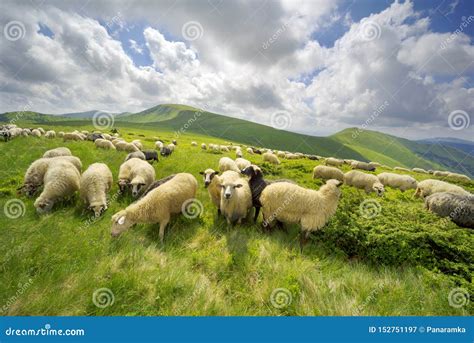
{"left": 95, "top": 138, "right": 116, "bottom": 150}
{"left": 424, "top": 192, "right": 474, "bottom": 229}
{"left": 344, "top": 170, "right": 385, "bottom": 196}
{"left": 80, "top": 163, "right": 113, "bottom": 217}
{"left": 44, "top": 130, "right": 56, "bottom": 139}
{"left": 325, "top": 157, "right": 344, "bottom": 167}
{"left": 263, "top": 152, "right": 280, "bottom": 165}
{"left": 260, "top": 179, "right": 343, "bottom": 250}
{"left": 351, "top": 161, "right": 376, "bottom": 172}
{"left": 63, "top": 132, "right": 83, "bottom": 141}
{"left": 414, "top": 179, "right": 470, "bottom": 199}
{"left": 34, "top": 160, "right": 80, "bottom": 214}
{"left": 219, "top": 157, "right": 240, "bottom": 173}
{"left": 200, "top": 168, "right": 223, "bottom": 214}
{"left": 201, "top": 143, "right": 207, "bottom": 150}
{"left": 111, "top": 173, "right": 198, "bottom": 243}
{"left": 191, "top": 141, "right": 198, "bottom": 146}
{"left": 235, "top": 158, "right": 251, "bottom": 170}
{"left": 131, "top": 139, "right": 143, "bottom": 150}
{"left": 446, "top": 172, "right": 471, "bottom": 183}
{"left": 43, "top": 147, "right": 72, "bottom": 158}
{"left": 377, "top": 172, "right": 417, "bottom": 192}
{"left": 312, "top": 165, "right": 344, "bottom": 182}
{"left": 118, "top": 158, "right": 155, "bottom": 197}
{"left": 125, "top": 151, "right": 146, "bottom": 161}
{"left": 31, "top": 129, "right": 41, "bottom": 137}
{"left": 115, "top": 141, "right": 139, "bottom": 152}
{"left": 219, "top": 171, "right": 252, "bottom": 225}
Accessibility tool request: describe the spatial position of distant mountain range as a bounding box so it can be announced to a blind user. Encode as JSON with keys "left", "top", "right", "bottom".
{"left": 1, "top": 104, "right": 473, "bottom": 177}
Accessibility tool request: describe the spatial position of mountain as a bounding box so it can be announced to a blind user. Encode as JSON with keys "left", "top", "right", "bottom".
{"left": 418, "top": 137, "right": 474, "bottom": 157}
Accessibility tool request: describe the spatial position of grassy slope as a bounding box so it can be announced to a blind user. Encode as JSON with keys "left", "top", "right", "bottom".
{"left": 0, "top": 123, "right": 473, "bottom": 316}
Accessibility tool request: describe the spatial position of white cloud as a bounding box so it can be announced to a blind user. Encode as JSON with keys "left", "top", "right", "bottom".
{"left": 129, "top": 39, "right": 143, "bottom": 54}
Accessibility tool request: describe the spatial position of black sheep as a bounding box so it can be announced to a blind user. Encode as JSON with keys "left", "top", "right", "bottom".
{"left": 160, "top": 146, "right": 172, "bottom": 157}
{"left": 142, "top": 149, "right": 159, "bottom": 163}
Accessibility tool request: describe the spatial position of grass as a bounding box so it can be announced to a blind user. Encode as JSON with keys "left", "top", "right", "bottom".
{"left": 0, "top": 123, "right": 473, "bottom": 316}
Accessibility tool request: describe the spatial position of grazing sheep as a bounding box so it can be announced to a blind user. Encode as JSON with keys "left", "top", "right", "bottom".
{"left": 377, "top": 172, "right": 417, "bottom": 192}
{"left": 58, "top": 131, "right": 65, "bottom": 138}
{"left": 344, "top": 170, "right": 385, "bottom": 196}
{"left": 168, "top": 143, "right": 176, "bottom": 152}
{"left": 116, "top": 141, "right": 139, "bottom": 152}
{"left": 125, "top": 151, "right": 146, "bottom": 162}
{"left": 88, "top": 133, "right": 105, "bottom": 141}
{"left": 394, "top": 167, "right": 410, "bottom": 173}
{"left": 31, "top": 129, "right": 41, "bottom": 137}
{"left": 252, "top": 148, "right": 262, "bottom": 155}
{"left": 263, "top": 152, "right": 280, "bottom": 165}
{"left": 80, "top": 163, "right": 113, "bottom": 217}
{"left": 277, "top": 151, "right": 286, "bottom": 158}
{"left": 126, "top": 158, "right": 156, "bottom": 197}
{"left": 219, "top": 171, "right": 252, "bottom": 225}
{"left": 45, "top": 130, "right": 56, "bottom": 139}
{"left": 34, "top": 160, "right": 80, "bottom": 214}
{"left": 142, "top": 150, "right": 159, "bottom": 163}
{"left": 200, "top": 168, "right": 223, "bottom": 214}
{"left": 172, "top": 140, "right": 178, "bottom": 145}
{"left": 433, "top": 170, "right": 449, "bottom": 177}
{"left": 220, "top": 145, "right": 230, "bottom": 152}
{"left": 155, "top": 141, "right": 164, "bottom": 149}
{"left": 246, "top": 147, "right": 254, "bottom": 154}
{"left": 102, "top": 133, "right": 112, "bottom": 140}
{"left": 312, "top": 165, "right": 344, "bottom": 182}
{"left": 160, "top": 146, "right": 172, "bottom": 157}
{"left": 285, "top": 153, "right": 298, "bottom": 160}
{"left": 307, "top": 155, "right": 319, "bottom": 161}
{"left": 325, "top": 157, "right": 344, "bottom": 167}
{"left": 111, "top": 173, "right": 198, "bottom": 243}
{"left": 36, "top": 128, "right": 45, "bottom": 135}
{"left": 424, "top": 192, "right": 474, "bottom": 229}
{"left": 131, "top": 139, "right": 143, "bottom": 150}
{"left": 260, "top": 179, "right": 343, "bottom": 250}
{"left": 351, "top": 161, "right": 376, "bottom": 172}
{"left": 219, "top": 157, "right": 240, "bottom": 173}
{"left": 140, "top": 174, "right": 177, "bottom": 198}
{"left": 43, "top": 147, "right": 72, "bottom": 158}
{"left": 112, "top": 138, "right": 125, "bottom": 146}
{"left": 235, "top": 148, "right": 243, "bottom": 158}
{"left": 63, "top": 132, "right": 83, "bottom": 141}
{"left": 95, "top": 138, "right": 116, "bottom": 150}
{"left": 412, "top": 167, "right": 428, "bottom": 174}
{"left": 446, "top": 172, "right": 471, "bottom": 183}
{"left": 191, "top": 141, "right": 198, "bottom": 146}
{"left": 235, "top": 158, "right": 251, "bottom": 170}
{"left": 414, "top": 179, "right": 470, "bottom": 198}
{"left": 201, "top": 143, "right": 207, "bottom": 150}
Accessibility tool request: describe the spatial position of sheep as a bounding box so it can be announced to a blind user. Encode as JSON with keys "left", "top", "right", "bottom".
{"left": 433, "top": 170, "right": 449, "bottom": 177}
{"left": 424, "top": 192, "right": 474, "bottom": 229}
{"left": 111, "top": 173, "right": 198, "bottom": 243}
{"left": 276, "top": 151, "right": 286, "bottom": 158}
{"left": 160, "top": 146, "right": 172, "bottom": 157}
{"left": 344, "top": 170, "right": 385, "bottom": 196}
{"left": 34, "top": 160, "right": 80, "bottom": 214}
{"left": 235, "top": 158, "right": 251, "bottom": 171}
{"left": 102, "top": 133, "right": 112, "bottom": 140}
{"left": 235, "top": 148, "right": 243, "bottom": 158}
{"left": 116, "top": 141, "right": 139, "bottom": 152}
{"left": 351, "top": 161, "right": 376, "bottom": 172}
{"left": 45, "top": 130, "right": 56, "bottom": 139}
{"left": 119, "top": 158, "right": 155, "bottom": 197}
{"left": 219, "top": 171, "right": 252, "bottom": 225}
{"left": 155, "top": 141, "right": 164, "bottom": 149}
{"left": 377, "top": 172, "right": 417, "bottom": 192}
{"left": 263, "top": 152, "right": 280, "bottom": 165}
{"left": 167, "top": 143, "right": 176, "bottom": 152}
{"left": 219, "top": 157, "right": 240, "bottom": 173}
{"left": 87, "top": 133, "right": 105, "bottom": 141}
{"left": 201, "top": 143, "right": 207, "bottom": 150}
{"left": 58, "top": 131, "right": 64, "bottom": 138}
{"left": 246, "top": 147, "right": 254, "bottom": 154}
{"left": 412, "top": 167, "right": 428, "bottom": 174}
{"left": 312, "top": 165, "right": 344, "bottom": 182}
{"left": 131, "top": 139, "right": 143, "bottom": 150}
{"left": 220, "top": 145, "right": 230, "bottom": 152}
{"left": 125, "top": 151, "right": 146, "bottom": 162}
{"left": 140, "top": 174, "right": 177, "bottom": 198}
{"left": 43, "top": 147, "right": 72, "bottom": 158}
{"left": 142, "top": 150, "right": 159, "bottom": 163}
{"left": 80, "top": 163, "right": 113, "bottom": 217}
{"left": 81, "top": 130, "right": 89, "bottom": 135}
{"left": 369, "top": 162, "right": 381, "bottom": 168}
{"left": 446, "top": 172, "right": 471, "bottom": 183}
{"left": 394, "top": 167, "right": 410, "bottom": 173}
{"left": 307, "top": 155, "right": 319, "bottom": 161}
{"left": 63, "top": 132, "right": 83, "bottom": 141}
{"left": 251, "top": 147, "right": 262, "bottom": 154}
{"left": 325, "top": 157, "right": 344, "bottom": 167}
{"left": 95, "top": 138, "right": 116, "bottom": 150}
{"left": 31, "top": 129, "right": 41, "bottom": 137}
{"left": 36, "top": 128, "right": 45, "bottom": 135}
{"left": 285, "top": 153, "right": 298, "bottom": 160}
{"left": 414, "top": 179, "right": 470, "bottom": 199}
{"left": 112, "top": 138, "right": 125, "bottom": 146}
{"left": 200, "top": 168, "right": 223, "bottom": 214}
{"left": 260, "top": 179, "right": 343, "bottom": 250}
{"left": 191, "top": 141, "right": 198, "bottom": 146}
{"left": 172, "top": 139, "right": 178, "bottom": 145}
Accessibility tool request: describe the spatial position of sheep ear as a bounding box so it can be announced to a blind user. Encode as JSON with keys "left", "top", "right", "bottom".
{"left": 336, "top": 181, "right": 343, "bottom": 187}
{"left": 118, "top": 216, "right": 126, "bottom": 225}
{"left": 199, "top": 171, "right": 204, "bottom": 175}
{"left": 214, "top": 171, "right": 219, "bottom": 175}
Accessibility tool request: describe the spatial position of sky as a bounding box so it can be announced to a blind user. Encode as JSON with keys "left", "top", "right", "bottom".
{"left": 0, "top": 0, "right": 473, "bottom": 140}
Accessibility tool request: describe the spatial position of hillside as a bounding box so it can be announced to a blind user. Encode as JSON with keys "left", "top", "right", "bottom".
{"left": 418, "top": 138, "right": 474, "bottom": 157}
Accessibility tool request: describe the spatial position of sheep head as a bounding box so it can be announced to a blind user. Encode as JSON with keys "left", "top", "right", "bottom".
{"left": 372, "top": 182, "right": 385, "bottom": 197}
{"left": 34, "top": 197, "right": 53, "bottom": 214}
{"left": 89, "top": 202, "right": 107, "bottom": 218}
{"left": 200, "top": 169, "right": 219, "bottom": 188}
{"left": 220, "top": 182, "right": 243, "bottom": 200}
{"left": 130, "top": 176, "right": 146, "bottom": 197}
{"left": 111, "top": 210, "right": 134, "bottom": 237}
{"left": 118, "top": 179, "right": 130, "bottom": 193}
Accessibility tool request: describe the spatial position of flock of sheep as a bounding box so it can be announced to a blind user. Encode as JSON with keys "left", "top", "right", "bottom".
{"left": 2, "top": 123, "right": 473, "bottom": 251}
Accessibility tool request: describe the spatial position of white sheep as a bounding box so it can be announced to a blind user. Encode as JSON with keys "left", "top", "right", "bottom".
{"left": 235, "top": 158, "right": 251, "bottom": 171}
{"left": 312, "top": 165, "right": 344, "bottom": 182}
{"left": 277, "top": 151, "right": 286, "bottom": 158}
{"left": 111, "top": 173, "right": 198, "bottom": 242}
{"left": 246, "top": 147, "right": 254, "bottom": 154}
{"left": 344, "top": 170, "right": 385, "bottom": 196}
{"left": 325, "top": 157, "right": 344, "bottom": 167}
{"left": 377, "top": 172, "right": 417, "bottom": 192}
{"left": 131, "top": 139, "right": 143, "bottom": 150}
{"left": 43, "top": 147, "right": 72, "bottom": 158}
{"left": 125, "top": 151, "right": 146, "bottom": 161}
{"left": 102, "top": 133, "right": 112, "bottom": 140}
{"left": 36, "top": 128, "right": 45, "bottom": 135}
{"left": 220, "top": 145, "right": 230, "bottom": 152}
{"left": 351, "top": 161, "right": 376, "bottom": 171}
{"left": 80, "top": 163, "right": 113, "bottom": 217}
{"left": 200, "top": 168, "right": 223, "bottom": 214}
{"left": 201, "top": 143, "right": 207, "bottom": 150}
{"left": 412, "top": 167, "right": 428, "bottom": 174}
{"left": 155, "top": 141, "right": 164, "bottom": 149}
{"left": 260, "top": 179, "right": 343, "bottom": 250}
{"left": 219, "top": 157, "right": 240, "bottom": 173}
{"left": 95, "top": 138, "right": 116, "bottom": 150}
{"left": 394, "top": 167, "right": 410, "bottom": 173}
{"left": 116, "top": 141, "right": 139, "bottom": 152}
{"left": 191, "top": 141, "right": 198, "bottom": 146}
{"left": 424, "top": 192, "right": 474, "bottom": 229}
{"left": 63, "top": 132, "right": 83, "bottom": 141}
{"left": 433, "top": 170, "right": 449, "bottom": 177}
{"left": 168, "top": 143, "right": 176, "bottom": 152}
{"left": 446, "top": 172, "right": 471, "bottom": 183}
{"left": 45, "top": 130, "right": 56, "bottom": 139}
{"left": 285, "top": 153, "right": 298, "bottom": 160}
{"left": 31, "top": 129, "right": 41, "bottom": 137}
{"left": 219, "top": 171, "right": 252, "bottom": 225}
{"left": 34, "top": 160, "right": 80, "bottom": 214}
{"left": 58, "top": 131, "right": 65, "bottom": 138}
{"left": 414, "top": 179, "right": 470, "bottom": 198}
{"left": 235, "top": 148, "right": 243, "bottom": 158}
{"left": 118, "top": 158, "right": 155, "bottom": 197}
{"left": 263, "top": 152, "right": 280, "bottom": 165}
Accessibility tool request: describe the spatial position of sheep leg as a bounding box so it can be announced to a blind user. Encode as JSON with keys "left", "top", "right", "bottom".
{"left": 299, "top": 231, "right": 310, "bottom": 253}
{"left": 254, "top": 206, "right": 260, "bottom": 222}
{"left": 159, "top": 219, "right": 169, "bottom": 244}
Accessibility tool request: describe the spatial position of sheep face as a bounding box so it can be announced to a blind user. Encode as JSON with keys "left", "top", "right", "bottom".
{"left": 130, "top": 181, "right": 146, "bottom": 198}
{"left": 89, "top": 202, "right": 107, "bottom": 218}
{"left": 118, "top": 179, "right": 129, "bottom": 193}
{"left": 220, "top": 183, "right": 243, "bottom": 200}
{"left": 111, "top": 211, "right": 134, "bottom": 237}
{"left": 18, "top": 183, "right": 38, "bottom": 197}
{"left": 200, "top": 170, "right": 219, "bottom": 187}
{"left": 372, "top": 182, "right": 385, "bottom": 196}
{"left": 241, "top": 165, "right": 262, "bottom": 178}
{"left": 35, "top": 198, "right": 53, "bottom": 214}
